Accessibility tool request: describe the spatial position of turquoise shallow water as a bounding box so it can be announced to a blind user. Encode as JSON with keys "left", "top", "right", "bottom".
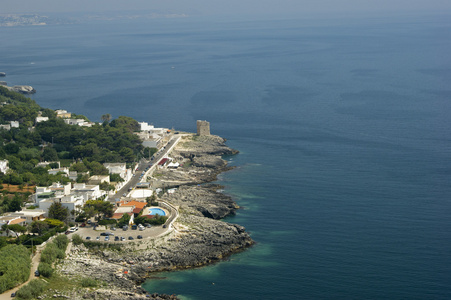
{"left": 1, "top": 12, "right": 450, "bottom": 299}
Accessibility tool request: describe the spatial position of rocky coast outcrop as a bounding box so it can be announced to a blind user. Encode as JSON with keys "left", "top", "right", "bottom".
{"left": 56, "top": 134, "right": 254, "bottom": 299}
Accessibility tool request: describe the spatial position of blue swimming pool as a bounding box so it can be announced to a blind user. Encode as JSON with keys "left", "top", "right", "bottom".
{"left": 148, "top": 208, "right": 166, "bottom": 216}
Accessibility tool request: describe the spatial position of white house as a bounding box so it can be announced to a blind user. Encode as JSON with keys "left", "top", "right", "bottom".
{"left": 0, "top": 160, "right": 9, "bottom": 174}
{"left": 71, "top": 183, "right": 102, "bottom": 201}
{"left": 64, "top": 119, "right": 94, "bottom": 127}
{"left": 8, "top": 209, "right": 46, "bottom": 225}
{"left": 36, "top": 116, "right": 49, "bottom": 123}
{"left": 103, "top": 163, "right": 132, "bottom": 181}
{"left": 48, "top": 167, "right": 70, "bottom": 176}
{"left": 39, "top": 195, "right": 84, "bottom": 222}
{"left": 35, "top": 182, "right": 71, "bottom": 205}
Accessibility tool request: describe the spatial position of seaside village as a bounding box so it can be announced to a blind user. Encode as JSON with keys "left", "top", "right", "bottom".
{"left": 0, "top": 109, "right": 201, "bottom": 237}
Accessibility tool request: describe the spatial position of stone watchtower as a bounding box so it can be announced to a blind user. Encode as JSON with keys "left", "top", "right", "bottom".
{"left": 197, "top": 120, "right": 210, "bottom": 136}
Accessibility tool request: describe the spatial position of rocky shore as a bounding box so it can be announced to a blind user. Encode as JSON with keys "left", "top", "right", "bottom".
{"left": 56, "top": 134, "right": 254, "bottom": 299}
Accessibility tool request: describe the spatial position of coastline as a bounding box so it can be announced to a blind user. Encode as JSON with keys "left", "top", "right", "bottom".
{"left": 56, "top": 134, "right": 254, "bottom": 299}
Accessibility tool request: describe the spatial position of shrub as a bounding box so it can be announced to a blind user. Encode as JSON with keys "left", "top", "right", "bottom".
{"left": 16, "top": 279, "right": 46, "bottom": 299}
{"left": 40, "top": 243, "right": 59, "bottom": 264}
{"left": 0, "top": 245, "right": 31, "bottom": 293}
{"left": 80, "top": 277, "right": 98, "bottom": 288}
{"left": 72, "top": 234, "right": 83, "bottom": 245}
{"left": 37, "top": 262, "right": 53, "bottom": 278}
{"left": 98, "top": 219, "right": 117, "bottom": 225}
{"left": 53, "top": 234, "right": 69, "bottom": 251}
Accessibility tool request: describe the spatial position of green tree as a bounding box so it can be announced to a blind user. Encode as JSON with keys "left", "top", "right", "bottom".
{"left": 117, "top": 213, "right": 131, "bottom": 227}
{"left": 29, "top": 221, "right": 49, "bottom": 235}
{"left": 42, "top": 147, "right": 58, "bottom": 161}
{"left": 101, "top": 113, "right": 112, "bottom": 123}
{"left": 6, "top": 224, "right": 27, "bottom": 236}
{"left": 48, "top": 202, "right": 69, "bottom": 222}
{"left": 8, "top": 195, "right": 22, "bottom": 212}
{"left": 83, "top": 200, "right": 113, "bottom": 221}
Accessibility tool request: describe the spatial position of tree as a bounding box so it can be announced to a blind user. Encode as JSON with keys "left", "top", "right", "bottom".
{"left": 43, "top": 147, "right": 58, "bottom": 161}
{"left": 29, "top": 221, "right": 49, "bottom": 235}
{"left": 8, "top": 195, "right": 22, "bottom": 212}
{"left": 110, "top": 173, "right": 124, "bottom": 182}
{"left": 83, "top": 200, "right": 113, "bottom": 221}
{"left": 117, "top": 213, "right": 131, "bottom": 227}
{"left": 48, "top": 202, "right": 69, "bottom": 222}
{"left": 101, "top": 114, "right": 112, "bottom": 124}
{"left": 6, "top": 224, "right": 27, "bottom": 236}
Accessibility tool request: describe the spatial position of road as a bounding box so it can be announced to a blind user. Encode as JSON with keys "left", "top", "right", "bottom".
{"left": 112, "top": 135, "right": 181, "bottom": 202}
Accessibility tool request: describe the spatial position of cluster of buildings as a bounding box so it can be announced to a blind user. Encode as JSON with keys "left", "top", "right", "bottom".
{"left": 0, "top": 113, "right": 211, "bottom": 236}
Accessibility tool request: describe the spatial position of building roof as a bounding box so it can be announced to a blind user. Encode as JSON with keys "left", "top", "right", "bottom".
{"left": 8, "top": 218, "right": 27, "bottom": 225}
{"left": 119, "top": 200, "right": 147, "bottom": 210}
{"left": 111, "top": 212, "right": 133, "bottom": 219}
{"left": 158, "top": 158, "right": 168, "bottom": 166}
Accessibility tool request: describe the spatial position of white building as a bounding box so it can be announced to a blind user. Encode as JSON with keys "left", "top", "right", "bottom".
{"left": 37, "top": 161, "right": 61, "bottom": 168}
{"left": 88, "top": 175, "right": 110, "bottom": 185}
{"left": 71, "top": 183, "right": 102, "bottom": 201}
{"left": 39, "top": 195, "right": 84, "bottom": 222}
{"left": 103, "top": 163, "right": 132, "bottom": 181}
{"left": 64, "top": 118, "right": 94, "bottom": 127}
{"left": 36, "top": 116, "right": 49, "bottom": 123}
{"left": 8, "top": 209, "right": 46, "bottom": 225}
{"left": 48, "top": 167, "right": 70, "bottom": 176}
{"left": 0, "top": 160, "right": 9, "bottom": 174}
{"left": 35, "top": 182, "right": 71, "bottom": 205}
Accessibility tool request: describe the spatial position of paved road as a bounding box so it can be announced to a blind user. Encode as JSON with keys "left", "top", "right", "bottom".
{"left": 112, "top": 135, "right": 181, "bottom": 202}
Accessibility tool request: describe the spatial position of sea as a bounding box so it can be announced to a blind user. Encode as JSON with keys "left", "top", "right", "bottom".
{"left": 1, "top": 11, "right": 450, "bottom": 299}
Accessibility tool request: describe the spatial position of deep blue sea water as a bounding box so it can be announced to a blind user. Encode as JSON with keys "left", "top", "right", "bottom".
{"left": 1, "top": 12, "right": 451, "bottom": 299}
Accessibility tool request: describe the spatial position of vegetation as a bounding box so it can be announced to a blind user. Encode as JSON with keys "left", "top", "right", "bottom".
{"left": 80, "top": 277, "right": 98, "bottom": 288}
{"left": 117, "top": 213, "right": 131, "bottom": 228}
{"left": 48, "top": 202, "right": 69, "bottom": 222}
{"left": 71, "top": 234, "right": 83, "bottom": 245}
{"left": 134, "top": 215, "right": 167, "bottom": 226}
{"left": 80, "top": 199, "right": 114, "bottom": 222}
{"left": 0, "top": 244, "right": 31, "bottom": 293}
{"left": 0, "top": 87, "right": 146, "bottom": 193}
{"left": 15, "top": 279, "right": 46, "bottom": 300}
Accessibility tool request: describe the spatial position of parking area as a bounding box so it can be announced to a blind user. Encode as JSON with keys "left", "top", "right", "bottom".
{"left": 68, "top": 224, "right": 167, "bottom": 243}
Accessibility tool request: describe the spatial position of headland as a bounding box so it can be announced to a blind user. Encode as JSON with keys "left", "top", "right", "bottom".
{"left": 56, "top": 134, "right": 254, "bottom": 299}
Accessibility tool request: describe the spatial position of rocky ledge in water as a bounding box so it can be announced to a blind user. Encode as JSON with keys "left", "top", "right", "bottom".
{"left": 151, "top": 135, "right": 239, "bottom": 188}
{"left": 56, "top": 135, "right": 254, "bottom": 299}
{"left": 6, "top": 85, "right": 36, "bottom": 94}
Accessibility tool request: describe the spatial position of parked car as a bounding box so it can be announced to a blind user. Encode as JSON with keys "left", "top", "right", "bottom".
{"left": 114, "top": 236, "right": 119, "bottom": 241}
{"left": 122, "top": 226, "right": 128, "bottom": 231}
{"left": 86, "top": 236, "right": 91, "bottom": 240}
{"left": 105, "top": 236, "right": 109, "bottom": 241}
{"left": 11, "top": 292, "right": 16, "bottom": 297}
{"left": 131, "top": 225, "right": 137, "bottom": 230}
{"left": 111, "top": 227, "right": 116, "bottom": 231}
{"left": 137, "top": 235, "right": 143, "bottom": 239}
{"left": 34, "top": 270, "right": 40, "bottom": 277}
{"left": 144, "top": 223, "right": 152, "bottom": 228}
{"left": 96, "top": 236, "right": 100, "bottom": 240}
{"left": 120, "top": 237, "right": 126, "bottom": 241}
{"left": 128, "top": 236, "right": 134, "bottom": 240}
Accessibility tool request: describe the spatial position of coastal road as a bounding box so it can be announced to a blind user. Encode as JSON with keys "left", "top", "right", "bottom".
{"left": 113, "top": 135, "right": 181, "bottom": 201}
